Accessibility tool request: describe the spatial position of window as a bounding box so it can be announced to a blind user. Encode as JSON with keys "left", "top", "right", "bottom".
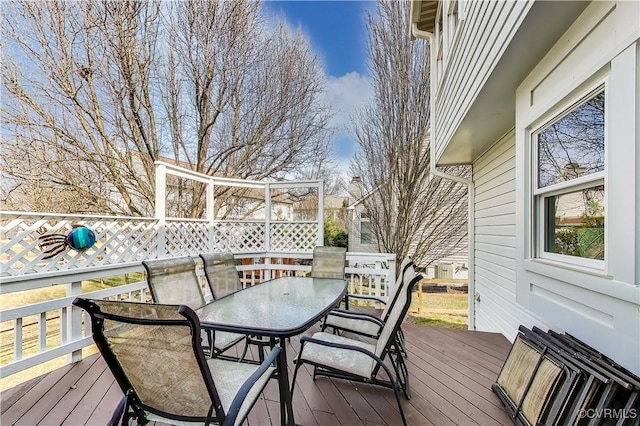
{"left": 360, "top": 221, "right": 373, "bottom": 245}
{"left": 533, "top": 88, "right": 605, "bottom": 269}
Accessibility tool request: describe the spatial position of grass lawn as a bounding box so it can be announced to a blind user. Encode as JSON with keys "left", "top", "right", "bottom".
{"left": 408, "top": 291, "right": 469, "bottom": 330}
{"left": 350, "top": 287, "right": 469, "bottom": 330}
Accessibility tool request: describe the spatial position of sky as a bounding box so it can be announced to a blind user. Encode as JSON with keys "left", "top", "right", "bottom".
{"left": 262, "top": 1, "right": 375, "bottom": 177}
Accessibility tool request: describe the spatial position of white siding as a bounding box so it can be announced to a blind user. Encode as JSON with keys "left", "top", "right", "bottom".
{"left": 473, "top": 132, "right": 548, "bottom": 338}
{"left": 514, "top": 1, "right": 640, "bottom": 373}
{"left": 434, "top": 0, "right": 532, "bottom": 160}
{"left": 423, "top": 0, "right": 639, "bottom": 374}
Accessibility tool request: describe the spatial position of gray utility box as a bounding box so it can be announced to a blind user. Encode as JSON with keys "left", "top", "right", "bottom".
{"left": 434, "top": 263, "right": 454, "bottom": 279}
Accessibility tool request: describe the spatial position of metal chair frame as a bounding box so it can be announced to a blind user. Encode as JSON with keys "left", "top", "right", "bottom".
{"left": 142, "top": 256, "right": 245, "bottom": 359}
{"left": 73, "top": 298, "right": 280, "bottom": 426}
{"left": 321, "top": 257, "right": 414, "bottom": 358}
{"left": 199, "top": 252, "right": 273, "bottom": 362}
{"left": 291, "top": 263, "right": 422, "bottom": 426}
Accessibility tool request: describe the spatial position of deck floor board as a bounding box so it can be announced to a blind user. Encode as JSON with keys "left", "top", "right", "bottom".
{"left": 1, "top": 309, "right": 513, "bottom": 425}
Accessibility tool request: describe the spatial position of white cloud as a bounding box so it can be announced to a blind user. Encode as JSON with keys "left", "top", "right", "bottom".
{"left": 320, "top": 72, "right": 372, "bottom": 181}
{"left": 323, "top": 72, "right": 372, "bottom": 132}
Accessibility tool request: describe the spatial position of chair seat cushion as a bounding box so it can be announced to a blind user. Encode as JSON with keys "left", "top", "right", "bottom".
{"left": 214, "top": 331, "right": 246, "bottom": 351}
{"left": 324, "top": 313, "right": 381, "bottom": 337}
{"left": 299, "top": 332, "right": 376, "bottom": 378}
{"left": 207, "top": 358, "right": 276, "bottom": 426}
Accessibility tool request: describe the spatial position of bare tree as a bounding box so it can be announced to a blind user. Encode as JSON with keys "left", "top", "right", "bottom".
{"left": 1, "top": 0, "right": 333, "bottom": 217}
{"left": 350, "top": 0, "right": 469, "bottom": 267}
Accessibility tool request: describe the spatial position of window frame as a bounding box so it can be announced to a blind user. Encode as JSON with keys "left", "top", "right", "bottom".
{"left": 360, "top": 219, "right": 373, "bottom": 245}
{"left": 531, "top": 83, "right": 608, "bottom": 272}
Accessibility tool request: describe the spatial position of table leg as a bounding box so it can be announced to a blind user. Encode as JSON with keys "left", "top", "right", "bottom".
{"left": 277, "top": 337, "right": 295, "bottom": 426}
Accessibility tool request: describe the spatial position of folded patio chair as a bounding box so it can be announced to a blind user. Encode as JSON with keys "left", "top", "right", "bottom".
{"left": 493, "top": 327, "right": 594, "bottom": 426}
{"left": 321, "top": 257, "right": 415, "bottom": 358}
{"left": 310, "top": 245, "right": 347, "bottom": 279}
{"left": 72, "top": 298, "right": 280, "bottom": 426}
{"left": 525, "top": 326, "right": 638, "bottom": 425}
{"left": 199, "top": 252, "right": 272, "bottom": 362}
{"left": 142, "top": 257, "right": 246, "bottom": 359}
{"left": 291, "top": 262, "right": 423, "bottom": 426}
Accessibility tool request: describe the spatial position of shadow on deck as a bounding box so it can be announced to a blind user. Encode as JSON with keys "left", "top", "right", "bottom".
{"left": 1, "top": 313, "right": 513, "bottom": 425}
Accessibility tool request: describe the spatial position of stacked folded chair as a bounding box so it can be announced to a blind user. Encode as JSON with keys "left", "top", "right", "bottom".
{"left": 492, "top": 325, "right": 640, "bottom": 426}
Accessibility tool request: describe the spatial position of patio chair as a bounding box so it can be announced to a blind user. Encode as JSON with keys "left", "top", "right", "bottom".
{"left": 142, "top": 257, "right": 246, "bottom": 359}
{"left": 321, "top": 257, "right": 414, "bottom": 358}
{"left": 199, "top": 252, "right": 272, "bottom": 362}
{"left": 199, "top": 252, "right": 246, "bottom": 299}
{"left": 291, "top": 262, "right": 423, "bottom": 426}
{"left": 72, "top": 298, "right": 280, "bottom": 426}
{"left": 310, "top": 246, "right": 346, "bottom": 279}
{"left": 492, "top": 326, "right": 602, "bottom": 425}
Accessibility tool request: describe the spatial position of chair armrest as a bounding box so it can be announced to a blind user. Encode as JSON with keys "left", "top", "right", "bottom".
{"left": 223, "top": 346, "right": 281, "bottom": 426}
{"left": 299, "top": 336, "right": 383, "bottom": 364}
{"left": 327, "top": 310, "right": 384, "bottom": 327}
{"left": 345, "top": 294, "right": 387, "bottom": 305}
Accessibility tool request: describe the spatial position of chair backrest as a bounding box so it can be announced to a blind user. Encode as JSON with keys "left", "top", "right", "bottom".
{"left": 374, "top": 262, "right": 422, "bottom": 357}
{"left": 199, "top": 252, "right": 242, "bottom": 299}
{"left": 142, "top": 257, "right": 205, "bottom": 310}
{"left": 380, "top": 257, "right": 414, "bottom": 321}
{"left": 311, "top": 246, "right": 347, "bottom": 279}
{"left": 72, "top": 298, "right": 225, "bottom": 423}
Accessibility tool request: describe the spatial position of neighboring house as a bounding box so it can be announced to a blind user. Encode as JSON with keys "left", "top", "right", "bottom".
{"left": 294, "top": 194, "right": 348, "bottom": 224}
{"left": 216, "top": 187, "right": 294, "bottom": 221}
{"left": 346, "top": 177, "right": 468, "bottom": 269}
{"left": 410, "top": 0, "right": 639, "bottom": 373}
{"left": 347, "top": 177, "right": 377, "bottom": 253}
{"left": 324, "top": 194, "right": 349, "bottom": 224}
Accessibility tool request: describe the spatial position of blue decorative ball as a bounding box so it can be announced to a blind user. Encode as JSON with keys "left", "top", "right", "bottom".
{"left": 66, "top": 226, "right": 96, "bottom": 250}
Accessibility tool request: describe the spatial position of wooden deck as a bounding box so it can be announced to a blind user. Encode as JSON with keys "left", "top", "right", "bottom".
{"left": 1, "top": 314, "right": 513, "bottom": 425}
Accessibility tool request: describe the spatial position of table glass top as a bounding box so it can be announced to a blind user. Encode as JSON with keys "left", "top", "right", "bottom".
{"left": 196, "top": 276, "right": 346, "bottom": 336}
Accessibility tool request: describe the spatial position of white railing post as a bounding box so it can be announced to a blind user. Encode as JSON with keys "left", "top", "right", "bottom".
{"left": 374, "top": 260, "right": 382, "bottom": 309}
{"left": 66, "top": 280, "right": 83, "bottom": 363}
{"left": 265, "top": 256, "right": 272, "bottom": 281}
{"left": 207, "top": 177, "right": 215, "bottom": 252}
{"left": 317, "top": 181, "right": 324, "bottom": 246}
{"left": 265, "top": 182, "right": 272, "bottom": 252}
{"left": 388, "top": 254, "right": 397, "bottom": 283}
{"left": 155, "top": 163, "right": 167, "bottom": 258}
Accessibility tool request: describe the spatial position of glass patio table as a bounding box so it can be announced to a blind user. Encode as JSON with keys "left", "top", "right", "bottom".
{"left": 196, "top": 276, "right": 347, "bottom": 426}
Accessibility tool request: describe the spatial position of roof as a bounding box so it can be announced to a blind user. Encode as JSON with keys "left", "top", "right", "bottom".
{"left": 409, "top": 1, "right": 439, "bottom": 35}
{"left": 324, "top": 195, "right": 348, "bottom": 210}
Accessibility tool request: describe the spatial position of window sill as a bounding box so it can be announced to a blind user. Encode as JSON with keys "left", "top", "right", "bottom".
{"left": 524, "top": 259, "right": 638, "bottom": 304}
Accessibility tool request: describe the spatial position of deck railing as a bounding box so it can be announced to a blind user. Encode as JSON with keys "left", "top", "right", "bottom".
{"left": 0, "top": 251, "right": 395, "bottom": 378}
{"left": 0, "top": 211, "right": 395, "bottom": 379}
{"left": 1, "top": 163, "right": 396, "bottom": 380}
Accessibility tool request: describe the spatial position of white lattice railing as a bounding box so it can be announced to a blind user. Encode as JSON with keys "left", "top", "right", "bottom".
{"left": 0, "top": 213, "right": 322, "bottom": 278}
{"left": 1, "top": 213, "right": 159, "bottom": 278}
{"left": 270, "top": 222, "right": 318, "bottom": 252}
{"left": 0, "top": 250, "right": 395, "bottom": 379}
{"left": 210, "top": 221, "right": 266, "bottom": 252}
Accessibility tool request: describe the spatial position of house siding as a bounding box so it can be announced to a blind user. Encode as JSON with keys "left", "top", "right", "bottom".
{"left": 434, "top": 0, "right": 532, "bottom": 161}
{"left": 414, "top": 0, "right": 639, "bottom": 374}
{"left": 473, "top": 132, "right": 547, "bottom": 337}
{"left": 514, "top": 1, "right": 640, "bottom": 373}
{"left": 347, "top": 197, "right": 468, "bottom": 267}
